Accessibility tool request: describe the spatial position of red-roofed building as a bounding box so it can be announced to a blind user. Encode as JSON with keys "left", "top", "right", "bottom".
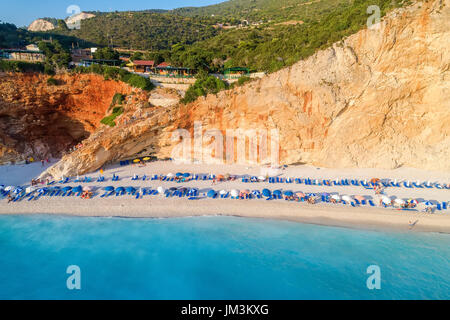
{"left": 132, "top": 60, "right": 155, "bottom": 73}
{"left": 156, "top": 62, "right": 170, "bottom": 68}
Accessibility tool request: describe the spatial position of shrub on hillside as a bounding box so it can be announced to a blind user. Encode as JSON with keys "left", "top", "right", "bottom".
{"left": 0, "top": 60, "right": 45, "bottom": 73}
{"left": 100, "top": 106, "right": 124, "bottom": 127}
{"left": 126, "top": 74, "right": 154, "bottom": 91}
{"left": 47, "top": 77, "right": 58, "bottom": 85}
{"left": 182, "top": 75, "right": 228, "bottom": 104}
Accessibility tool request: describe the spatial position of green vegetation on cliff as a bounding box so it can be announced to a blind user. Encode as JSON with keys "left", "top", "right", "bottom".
{"left": 72, "top": 64, "right": 155, "bottom": 91}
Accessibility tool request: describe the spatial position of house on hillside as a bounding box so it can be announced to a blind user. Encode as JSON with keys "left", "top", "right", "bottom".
{"left": 0, "top": 48, "right": 45, "bottom": 62}
{"left": 154, "top": 62, "right": 194, "bottom": 78}
{"left": 25, "top": 44, "right": 40, "bottom": 52}
{"left": 130, "top": 60, "right": 155, "bottom": 73}
{"left": 70, "top": 48, "right": 93, "bottom": 64}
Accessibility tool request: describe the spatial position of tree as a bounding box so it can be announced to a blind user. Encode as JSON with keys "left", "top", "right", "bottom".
{"left": 93, "top": 47, "right": 119, "bottom": 60}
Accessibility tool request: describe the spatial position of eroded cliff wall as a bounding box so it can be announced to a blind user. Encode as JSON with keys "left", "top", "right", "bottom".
{"left": 0, "top": 73, "right": 134, "bottom": 163}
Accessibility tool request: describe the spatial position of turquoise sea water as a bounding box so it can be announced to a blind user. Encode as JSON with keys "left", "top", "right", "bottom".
{"left": 0, "top": 215, "right": 449, "bottom": 300}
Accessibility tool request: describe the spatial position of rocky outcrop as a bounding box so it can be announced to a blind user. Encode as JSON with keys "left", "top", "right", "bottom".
{"left": 0, "top": 73, "right": 135, "bottom": 164}
{"left": 42, "top": 0, "right": 450, "bottom": 178}
{"left": 27, "top": 12, "right": 95, "bottom": 32}
{"left": 65, "top": 12, "right": 96, "bottom": 29}
{"left": 28, "top": 19, "right": 55, "bottom": 32}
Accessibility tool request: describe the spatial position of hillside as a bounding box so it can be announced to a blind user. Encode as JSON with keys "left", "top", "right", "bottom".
{"left": 29, "top": 11, "right": 218, "bottom": 51}
{"left": 167, "top": 0, "right": 408, "bottom": 72}
{"left": 37, "top": 0, "right": 450, "bottom": 179}
{"left": 173, "top": 0, "right": 346, "bottom": 22}
{"left": 20, "top": 0, "right": 407, "bottom": 74}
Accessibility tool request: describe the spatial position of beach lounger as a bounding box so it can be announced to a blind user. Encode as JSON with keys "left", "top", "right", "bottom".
{"left": 412, "top": 182, "right": 423, "bottom": 188}
{"left": 351, "top": 180, "right": 359, "bottom": 186}
{"left": 403, "top": 182, "right": 413, "bottom": 188}
{"left": 443, "top": 202, "right": 448, "bottom": 210}
{"left": 361, "top": 200, "right": 367, "bottom": 205}
{"left": 368, "top": 200, "right": 376, "bottom": 207}
{"left": 351, "top": 202, "right": 356, "bottom": 207}
{"left": 354, "top": 199, "right": 361, "bottom": 205}
{"left": 360, "top": 180, "right": 370, "bottom": 187}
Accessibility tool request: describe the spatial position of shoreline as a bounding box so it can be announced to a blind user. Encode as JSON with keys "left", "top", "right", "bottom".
{"left": 1, "top": 198, "right": 449, "bottom": 234}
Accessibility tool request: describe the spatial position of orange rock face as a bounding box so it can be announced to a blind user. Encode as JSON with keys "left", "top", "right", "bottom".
{"left": 0, "top": 73, "right": 133, "bottom": 163}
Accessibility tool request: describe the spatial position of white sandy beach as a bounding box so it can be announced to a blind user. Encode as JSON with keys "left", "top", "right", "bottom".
{"left": 0, "top": 160, "right": 449, "bottom": 233}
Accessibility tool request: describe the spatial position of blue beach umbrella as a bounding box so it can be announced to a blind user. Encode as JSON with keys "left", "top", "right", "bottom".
{"left": 183, "top": 173, "right": 190, "bottom": 177}
{"left": 62, "top": 186, "right": 72, "bottom": 192}
{"left": 176, "top": 172, "right": 183, "bottom": 177}
{"left": 72, "top": 186, "right": 83, "bottom": 193}
{"left": 262, "top": 189, "right": 271, "bottom": 197}
{"left": 283, "top": 190, "right": 294, "bottom": 196}
{"left": 103, "top": 186, "right": 115, "bottom": 191}
{"left": 207, "top": 190, "right": 217, "bottom": 198}
{"left": 126, "top": 187, "right": 136, "bottom": 193}
{"left": 273, "top": 190, "right": 282, "bottom": 196}
{"left": 116, "top": 187, "right": 125, "bottom": 192}
{"left": 13, "top": 187, "right": 23, "bottom": 194}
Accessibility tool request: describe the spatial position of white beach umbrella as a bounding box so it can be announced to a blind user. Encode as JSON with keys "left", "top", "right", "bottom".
{"left": 331, "top": 194, "right": 340, "bottom": 200}
{"left": 230, "top": 189, "right": 239, "bottom": 197}
{"left": 167, "top": 173, "right": 174, "bottom": 178}
{"left": 5, "top": 186, "right": 14, "bottom": 191}
{"left": 157, "top": 186, "right": 165, "bottom": 194}
{"left": 341, "top": 195, "right": 352, "bottom": 202}
{"left": 26, "top": 186, "right": 36, "bottom": 193}
{"left": 394, "top": 198, "right": 405, "bottom": 204}
{"left": 258, "top": 176, "right": 266, "bottom": 181}
{"left": 219, "top": 190, "right": 228, "bottom": 195}
{"left": 382, "top": 196, "right": 391, "bottom": 205}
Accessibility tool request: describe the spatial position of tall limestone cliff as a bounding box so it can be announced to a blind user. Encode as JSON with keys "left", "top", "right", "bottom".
{"left": 42, "top": 0, "right": 450, "bottom": 178}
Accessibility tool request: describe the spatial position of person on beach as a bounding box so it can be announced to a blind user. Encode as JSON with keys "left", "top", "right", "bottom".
{"left": 41, "top": 159, "right": 45, "bottom": 167}
{"left": 7, "top": 194, "right": 15, "bottom": 203}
